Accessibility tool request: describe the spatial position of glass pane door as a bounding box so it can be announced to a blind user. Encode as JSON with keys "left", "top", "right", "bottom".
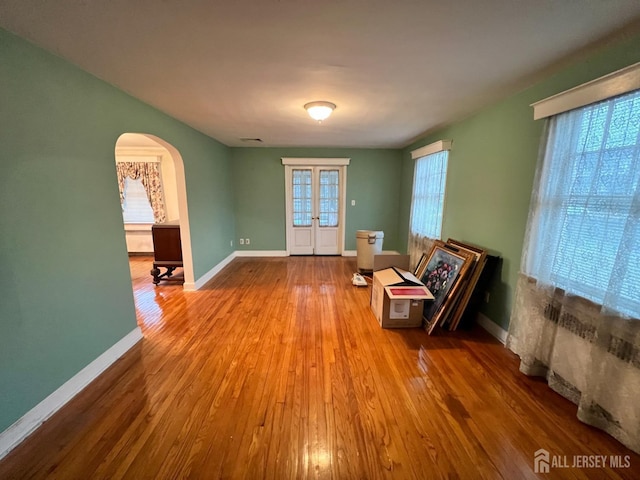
{"left": 318, "top": 170, "right": 339, "bottom": 227}
{"left": 285, "top": 164, "right": 344, "bottom": 256}
{"left": 292, "top": 169, "right": 312, "bottom": 227}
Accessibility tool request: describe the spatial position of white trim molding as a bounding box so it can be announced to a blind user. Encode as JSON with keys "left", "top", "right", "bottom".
{"left": 123, "top": 223, "right": 153, "bottom": 232}
{"left": 184, "top": 250, "right": 291, "bottom": 291}
{"left": 0, "top": 327, "right": 143, "bottom": 460}
{"left": 186, "top": 252, "right": 237, "bottom": 291}
{"left": 342, "top": 250, "right": 400, "bottom": 257}
{"left": 532, "top": 61, "right": 640, "bottom": 119}
{"left": 281, "top": 157, "right": 350, "bottom": 166}
{"left": 411, "top": 140, "right": 452, "bottom": 160}
{"left": 282, "top": 160, "right": 348, "bottom": 256}
{"left": 186, "top": 249, "right": 401, "bottom": 290}
{"left": 235, "top": 250, "right": 288, "bottom": 257}
{"left": 476, "top": 312, "right": 508, "bottom": 344}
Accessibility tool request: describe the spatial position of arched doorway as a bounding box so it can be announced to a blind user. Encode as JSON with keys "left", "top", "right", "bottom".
{"left": 114, "top": 133, "right": 194, "bottom": 289}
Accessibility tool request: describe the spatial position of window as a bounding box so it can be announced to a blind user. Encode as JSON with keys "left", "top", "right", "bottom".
{"left": 116, "top": 160, "right": 166, "bottom": 224}
{"left": 409, "top": 143, "right": 450, "bottom": 239}
{"left": 121, "top": 176, "right": 155, "bottom": 224}
{"left": 525, "top": 89, "right": 640, "bottom": 317}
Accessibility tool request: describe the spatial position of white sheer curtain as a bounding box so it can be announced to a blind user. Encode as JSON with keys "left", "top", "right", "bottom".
{"left": 408, "top": 150, "right": 448, "bottom": 268}
{"left": 508, "top": 89, "right": 640, "bottom": 453}
{"left": 524, "top": 91, "right": 640, "bottom": 316}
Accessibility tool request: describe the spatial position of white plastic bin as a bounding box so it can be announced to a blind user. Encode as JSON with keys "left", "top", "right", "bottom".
{"left": 356, "top": 230, "right": 384, "bottom": 271}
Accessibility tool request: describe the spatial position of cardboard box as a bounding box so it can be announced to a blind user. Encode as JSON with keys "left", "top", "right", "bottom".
{"left": 370, "top": 267, "right": 434, "bottom": 328}
{"left": 373, "top": 254, "right": 410, "bottom": 272}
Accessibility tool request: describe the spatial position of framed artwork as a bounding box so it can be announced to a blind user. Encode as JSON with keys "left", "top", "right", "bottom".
{"left": 413, "top": 253, "right": 428, "bottom": 278}
{"left": 445, "top": 239, "right": 488, "bottom": 330}
{"left": 419, "top": 241, "right": 474, "bottom": 334}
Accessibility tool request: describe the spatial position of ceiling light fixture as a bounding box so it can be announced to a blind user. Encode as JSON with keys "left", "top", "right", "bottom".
{"left": 304, "top": 101, "right": 336, "bottom": 122}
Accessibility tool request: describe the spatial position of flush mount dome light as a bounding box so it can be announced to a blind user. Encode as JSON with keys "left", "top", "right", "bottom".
{"left": 304, "top": 101, "right": 336, "bottom": 122}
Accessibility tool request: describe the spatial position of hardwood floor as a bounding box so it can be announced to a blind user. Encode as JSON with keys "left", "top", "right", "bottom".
{"left": 1, "top": 256, "right": 639, "bottom": 479}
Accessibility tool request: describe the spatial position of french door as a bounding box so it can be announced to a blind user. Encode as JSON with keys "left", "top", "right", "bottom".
{"left": 284, "top": 160, "right": 348, "bottom": 255}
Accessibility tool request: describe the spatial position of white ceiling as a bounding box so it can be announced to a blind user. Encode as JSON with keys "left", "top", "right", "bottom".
{"left": 1, "top": 0, "right": 640, "bottom": 148}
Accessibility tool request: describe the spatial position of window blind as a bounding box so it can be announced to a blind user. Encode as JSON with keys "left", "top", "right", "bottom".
{"left": 121, "top": 177, "right": 155, "bottom": 224}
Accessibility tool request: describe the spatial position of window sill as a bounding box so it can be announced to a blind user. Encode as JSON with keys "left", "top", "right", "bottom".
{"left": 124, "top": 223, "right": 154, "bottom": 232}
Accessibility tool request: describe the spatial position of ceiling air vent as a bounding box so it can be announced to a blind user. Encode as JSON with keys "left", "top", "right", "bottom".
{"left": 240, "top": 138, "right": 263, "bottom": 143}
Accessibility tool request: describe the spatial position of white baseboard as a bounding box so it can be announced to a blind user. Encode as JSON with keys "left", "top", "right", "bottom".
{"left": 185, "top": 251, "right": 289, "bottom": 290}
{"left": 0, "top": 327, "right": 143, "bottom": 461}
{"left": 235, "top": 250, "right": 288, "bottom": 257}
{"left": 185, "top": 252, "right": 236, "bottom": 291}
{"left": 476, "top": 312, "right": 508, "bottom": 344}
{"left": 342, "top": 250, "right": 400, "bottom": 257}
{"left": 186, "top": 249, "right": 399, "bottom": 290}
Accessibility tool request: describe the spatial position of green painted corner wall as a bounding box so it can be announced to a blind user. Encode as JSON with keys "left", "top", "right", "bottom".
{"left": 400, "top": 31, "right": 640, "bottom": 331}
{"left": 230, "top": 148, "right": 403, "bottom": 252}
{"left": 0, "top": 28, "right": 234, "bottom": 432}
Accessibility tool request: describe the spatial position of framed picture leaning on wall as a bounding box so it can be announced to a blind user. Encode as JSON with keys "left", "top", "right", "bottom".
{"left": 445, "top": 239, "right": 488, "bottom": 330}
{"left": 419, "top": 240, "right": 474, "bottom": 334}
{"left": 413, "top": 253, "right": 428, "bottom": 278}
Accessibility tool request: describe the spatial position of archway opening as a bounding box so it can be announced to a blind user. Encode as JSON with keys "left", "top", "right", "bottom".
{"left": 114, "top": 133, "right": 194, "bottom": 301}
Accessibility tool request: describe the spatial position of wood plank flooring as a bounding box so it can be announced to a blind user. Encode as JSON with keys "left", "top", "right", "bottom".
{"left": 1, "top": 255, "right": 639, "bottom": 479}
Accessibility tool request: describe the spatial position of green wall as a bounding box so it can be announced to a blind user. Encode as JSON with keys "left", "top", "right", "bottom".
{"left": 0, "top": 28, "right": 234, "bottom": 432}
{"left": 400, "top": 32, "right": 640, "bottom": 330}
{"left": 231, "top": 148, "right": 403, "bottom": 252}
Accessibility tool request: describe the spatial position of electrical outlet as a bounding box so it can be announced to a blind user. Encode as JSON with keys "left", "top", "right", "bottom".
{"left": 245, "top": 238, "right": 250, "bottom": 245}
{"left": 230, "top": 240, "right": 233, "bottom": 247}
{"left": 239, "top": 238, "right": 244, "bottom": 245}
{"left": 351, "top": 200, "right": 356, "bottom": 206}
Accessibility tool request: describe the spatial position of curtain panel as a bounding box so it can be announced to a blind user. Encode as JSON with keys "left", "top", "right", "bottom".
{"left": 408, "top": 232, "right": 436, "bottom": 272}
{"left": 508, "top": 275, "right": 640, "bottom": 453}
{"left": 116, "top": 162, "right": 166, "bottom": 224}
{"left": 408, "top": 146, "right": 449, "bottom": 271}
{"left": 409, "top": 150, "right": 448, "bottom": 241}
{"left": 508, "top": 90, "right": 640, "bottom": 453}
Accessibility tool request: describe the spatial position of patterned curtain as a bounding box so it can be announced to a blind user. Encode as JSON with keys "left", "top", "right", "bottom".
{"left": 116, "top": 162, "right": 166, "bottom": 223}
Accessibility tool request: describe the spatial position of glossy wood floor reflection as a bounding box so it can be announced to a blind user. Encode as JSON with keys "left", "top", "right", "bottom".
{"left": 1, "top": 256, "right": 639, "bottom": 479}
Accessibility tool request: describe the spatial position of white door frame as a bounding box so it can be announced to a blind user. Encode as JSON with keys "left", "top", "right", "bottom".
{"left": 282, "top": 157, "right": 350, "bottom": 255}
